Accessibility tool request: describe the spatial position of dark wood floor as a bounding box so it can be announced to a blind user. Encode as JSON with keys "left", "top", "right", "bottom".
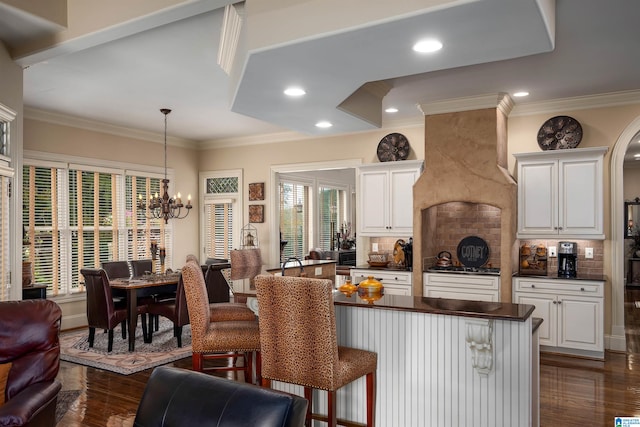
{"left": 55, "top": 289, "right": 640, "bottom": 426}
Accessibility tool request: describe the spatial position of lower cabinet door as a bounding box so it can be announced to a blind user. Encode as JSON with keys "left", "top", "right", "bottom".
{"left": 426, "top": 287, "right": 496, "bottom": 302}
{"left": 514, "top": 292, "right": 557, "bottom": 347}
{"left": 558, "top": 296, "right": 602, "bottom": 351}
{"left": 383, "top": 285, "right": 411, "bottom": 296}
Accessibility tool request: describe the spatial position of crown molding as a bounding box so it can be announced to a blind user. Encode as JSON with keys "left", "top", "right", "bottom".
{"left": 24, "top": 107, "right": 198, "bottom": 149}
{"left": 510, "top": 90, "right": 640, "bottom": 117}
{"left": 418, "top": 93, "right": 512, "bottom": 116}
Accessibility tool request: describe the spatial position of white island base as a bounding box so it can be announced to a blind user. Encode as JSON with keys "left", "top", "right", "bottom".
{"left": 270, "top": 294, "right": 538, "bottom": 427}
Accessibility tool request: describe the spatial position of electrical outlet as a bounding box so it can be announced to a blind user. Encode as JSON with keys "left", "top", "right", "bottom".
{"left": 315, "top": 267, "right": 323, "bottom": 276}
{"left": 585, "top": 247, "right": 594, "bottom": 259}
{"left": 372, "top": 243, "right": 379, "bottom": 252}
{"left": 549, "top": 246, "right": 557, "bottom": 257}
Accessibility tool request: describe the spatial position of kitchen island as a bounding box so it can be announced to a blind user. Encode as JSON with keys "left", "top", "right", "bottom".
{"left": 265, "top": 259, "right": 337, "bottom": 283}
{"left": 229, "top": 272, "right": 539, "bottom": 427}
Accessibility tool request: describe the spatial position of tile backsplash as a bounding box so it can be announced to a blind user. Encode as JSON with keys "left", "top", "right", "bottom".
{"left": 519, "top": 239, "right": 604, "bottom": 277}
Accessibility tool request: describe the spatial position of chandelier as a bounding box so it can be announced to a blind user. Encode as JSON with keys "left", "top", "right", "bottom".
{"left": 137, "top": 108, "right": 192, "bottom": 223}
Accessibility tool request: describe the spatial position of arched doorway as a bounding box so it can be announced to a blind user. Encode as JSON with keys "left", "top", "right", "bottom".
{"left": 610, "top": 116, "right": 640, "bottom": 352}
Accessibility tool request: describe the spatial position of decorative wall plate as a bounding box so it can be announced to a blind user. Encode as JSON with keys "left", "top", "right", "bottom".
{"left": 377, "top": 133, "right": 410, "bottom": 162}
{"left": 537, "top": 115, "right": 583, "bottom": 150}
{"left": 457, "top": 236, "right": 490, "bottom": 268}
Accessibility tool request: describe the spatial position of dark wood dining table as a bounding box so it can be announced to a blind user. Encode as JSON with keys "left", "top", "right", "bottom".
{"left": 109, "top": 273, "right": 180, "bottom": 351}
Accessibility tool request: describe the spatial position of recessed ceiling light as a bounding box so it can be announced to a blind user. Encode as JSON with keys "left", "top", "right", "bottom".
{"left": 284, "top": 87, "right": 306, "bottom": 97}
{"left": 385, "top": 107, "right": 399, "bottom": 113}
{"left": 412, "top": 39, "right": 443, "bottom": 53}
{"left": 513, "top": 91, "right": 529, "bottom": 97}
{"left": 315, "top": 121, "right": 332, "bottom": 128}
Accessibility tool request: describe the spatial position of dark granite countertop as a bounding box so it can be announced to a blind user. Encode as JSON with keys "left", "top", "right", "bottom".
{"left": 333, "top": 291, "right": 535, "bottom": 322}
{"left": 353, "top": 264, "right": 411, "bottom": 272}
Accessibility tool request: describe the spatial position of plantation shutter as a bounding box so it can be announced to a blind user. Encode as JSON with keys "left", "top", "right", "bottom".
{"left": 127, "top": 175, "right": 168, "bottom": 272}
{"left": 204, "top": 200, "right": 234, "bottom": 259}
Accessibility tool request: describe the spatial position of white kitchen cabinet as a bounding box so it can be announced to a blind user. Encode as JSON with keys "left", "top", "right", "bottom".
{"left": 514, "top": 147, "right": 607, "bottom": 239}
{"left": 351, "top": 268, "right": 412, "bottom": 296}
{"left": 357, "top": 160, "right": 423, "bottom": 236}
{"left": 513, "top": 276, "right": 604, "bottom": 359}
{"left": 423, "top": 272, "right": 500, "bottom": 302}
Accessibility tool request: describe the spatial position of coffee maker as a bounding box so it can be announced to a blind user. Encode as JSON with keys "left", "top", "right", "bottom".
{"left": 558, "top": 241, "right": 577, "bottom": 278}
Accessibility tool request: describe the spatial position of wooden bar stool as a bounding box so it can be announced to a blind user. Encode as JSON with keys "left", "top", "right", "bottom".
{"left": 255, "top": 274, "right": 377, "bottom": 427}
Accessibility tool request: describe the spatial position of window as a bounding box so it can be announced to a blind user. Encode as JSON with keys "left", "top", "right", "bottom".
{"left": 22, "top": 157, "right": 171, "bottom": 297}
{"left": 318, "top": 186, "right": 347, "bottom": 251}
{"left": 279, "top": 180, "right": 311, "bottom": 260}
{"left": 201, "top": 171, "right": 242, "bottom": 261}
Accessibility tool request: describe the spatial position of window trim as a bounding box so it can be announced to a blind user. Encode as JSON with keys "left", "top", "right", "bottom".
{"left": 199, "top": 169, "right": 243, "bottom": 262}
{"left": 270, "top": 159, "right": 361, "bottom": 267}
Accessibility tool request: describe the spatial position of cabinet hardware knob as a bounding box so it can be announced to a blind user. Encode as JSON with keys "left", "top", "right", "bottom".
{"left": 531, "top": 284, "right": 536, "bottom": 288}
{"left": 558, "top": 227, "right": 563, "bottom": 230}
{"left": 558, "top": 301, "right": 562, "bottom": 304}
{"left": 581, "top": 287, "right": 585, "bottom": 291}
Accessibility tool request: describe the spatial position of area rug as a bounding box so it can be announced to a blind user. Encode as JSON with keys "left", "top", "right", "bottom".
{"left": 60, "top": 318, "right": 191, "bottom": 375}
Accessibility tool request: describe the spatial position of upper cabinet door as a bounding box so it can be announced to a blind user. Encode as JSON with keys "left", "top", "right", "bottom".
{"left": 515, "top": 147, "right": 606, "bottom": 240}
{"left": 358, "top": 160, "right": 423, "bottom": 237}
{"left": 389, "top": 168, "right": 420, "bottom": 234}
{"left": 517, "top": 159, "right": 557, "bottom": 235}
{"left": 359, "top": 169, "right": 389, "bottom": 234}
{"left": 559, "top": 156, "right": 603, "bottom": 236}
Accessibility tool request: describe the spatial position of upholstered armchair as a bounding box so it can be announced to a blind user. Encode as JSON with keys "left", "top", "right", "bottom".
{"left": 0, "top": 300, "right": 62, "bottom": 427}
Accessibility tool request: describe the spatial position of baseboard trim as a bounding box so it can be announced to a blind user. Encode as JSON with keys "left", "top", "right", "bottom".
{"left": 606, "top": 332, "right": 626, "bottom": 352}
{"left": 61, "top": 313, "right": 88, "bottom": 331}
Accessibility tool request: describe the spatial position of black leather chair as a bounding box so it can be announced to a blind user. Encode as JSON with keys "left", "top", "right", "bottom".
{"left": 134, "top": 366, "right": 308, "bottom": 427}
{"left": 130, "top": 259, "right": 153, "bottom": 277}
{"left": 82, "top": 268, "right": 149, "bottom": 352}
{"left": 132, "top": 258, "right": 173, "bottom": 331}
{"left": 101, "top": 260, "right": 130, "bottom": 280}
{"left": 145, "top": 275, "right": 190, "bottom": 347}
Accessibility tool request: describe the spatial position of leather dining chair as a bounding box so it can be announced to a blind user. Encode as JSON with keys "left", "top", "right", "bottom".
{"left": 145, "top": 274, "right": 190, "bottom": 347}
{"left": 101, "top": 260, "right": 130, "bottom": 302}
{"left": 132, "top": 258, "right": 173, "bottom": 331}
{"left": 254, "top": 274, "right": 377, "bottom": 427}
{"left": 181, "top": 260, "right": 260, "bottom": 382}
{"left": 101, "top": 260, "right": 131, "bottom": 279}
{"left": 130, "top": 259, "right": 153, "bottom": 276}
{"left": 81, "top": 268, "right": 149, "bottom": 352}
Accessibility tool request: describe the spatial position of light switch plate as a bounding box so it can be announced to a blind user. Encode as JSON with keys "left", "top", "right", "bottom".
{"left": 315, "top": 267, "right": 323, "bottom": 276}
{"left": 549, "top": 246, "right": 557, "bottom": 257}
{"left": 372, "top": 243, "right": 379, "bottom": 252}
{"left": 585, "top": 247, "right": 594, "bottom": 259}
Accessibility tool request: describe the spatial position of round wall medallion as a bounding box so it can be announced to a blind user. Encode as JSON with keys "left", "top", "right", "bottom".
{"left": 537, "top": 115, "right": 583, "bottom": 150}
{"left": 377, "top": 133, "right": 410, "bottom": 162}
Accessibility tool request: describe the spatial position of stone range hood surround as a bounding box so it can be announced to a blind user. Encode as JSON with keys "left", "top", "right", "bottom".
{"left": 412, "top": 94, "right": 518, "bottom": 301}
